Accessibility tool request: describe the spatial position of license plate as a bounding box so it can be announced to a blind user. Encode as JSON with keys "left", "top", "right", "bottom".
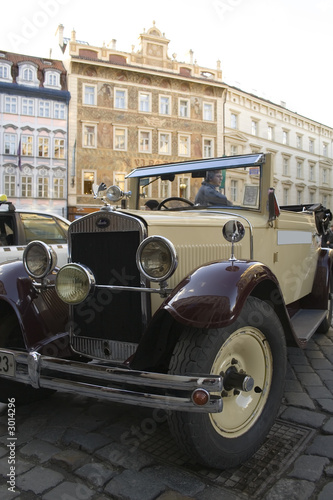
{"left": 0, "top": 351, "right": 15, "bottom": 377}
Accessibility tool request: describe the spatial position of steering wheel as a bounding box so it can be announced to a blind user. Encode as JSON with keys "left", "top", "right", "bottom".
{"left": 157, "top": 197, "right": 194, "bottom": 210}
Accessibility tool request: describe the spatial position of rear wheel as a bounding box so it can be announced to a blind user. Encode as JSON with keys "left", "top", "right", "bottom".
{"left": 168, "top": 296, "right": 287, "bottom": 469}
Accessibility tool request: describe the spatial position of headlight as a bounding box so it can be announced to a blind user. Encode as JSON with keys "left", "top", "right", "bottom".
{"left": 136, "top": 236, "right": 177, "bottom": 282}
{"left": 23, "top": 241, "right": 57, "bottom": 279}
{"left": 55, "top": 264, "right": 95, "bottom": 304}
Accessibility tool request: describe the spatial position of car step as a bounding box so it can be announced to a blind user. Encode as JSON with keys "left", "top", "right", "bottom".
{"left": 291, "top": 309, "right": 327, "bottom": 342}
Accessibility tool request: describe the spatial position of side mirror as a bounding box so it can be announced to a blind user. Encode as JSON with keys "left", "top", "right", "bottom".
{"left": 222, "top": 220, "right": 245, "bottom": 262}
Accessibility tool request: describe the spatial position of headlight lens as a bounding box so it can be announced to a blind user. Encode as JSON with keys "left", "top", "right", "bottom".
{"left": 56, "top": 264, "right": 95, "bottom": 304}
{"left": 136, "top": 236, "right": 177, "bottom": 282}
{"left": 23, "top": 241, "right": 57, "bottom": 279}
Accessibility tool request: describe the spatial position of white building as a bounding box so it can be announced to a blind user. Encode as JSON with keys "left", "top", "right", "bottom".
{"left": 224, "top": 87, "right": 333, "bottom": 207}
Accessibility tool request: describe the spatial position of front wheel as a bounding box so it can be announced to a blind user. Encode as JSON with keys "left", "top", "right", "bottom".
{"left": 168, "top": 296, "right": 287, "bottom": 469}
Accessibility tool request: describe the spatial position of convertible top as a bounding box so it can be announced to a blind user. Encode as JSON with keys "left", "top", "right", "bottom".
{"left": 126, "top": 153, "right": 265, "bottom": 179}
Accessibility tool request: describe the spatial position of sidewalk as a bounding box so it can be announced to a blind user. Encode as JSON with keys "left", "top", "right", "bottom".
{"left": 0, "top": 327, "right": 333, "bottom": 499}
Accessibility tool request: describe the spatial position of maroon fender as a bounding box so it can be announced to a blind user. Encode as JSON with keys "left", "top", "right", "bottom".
{"left": 301, "top": 248, "right": 333, "bottom": 310}
{"left": 162, "top": 260, "right": 281, "bottom": 329}
{"left": 0, "top": 260, "right": 69, "bottom": 353}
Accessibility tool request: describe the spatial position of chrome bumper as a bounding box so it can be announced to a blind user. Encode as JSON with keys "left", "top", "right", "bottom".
{"left": 1, "top": 349, "right": 223, "bottom": 413}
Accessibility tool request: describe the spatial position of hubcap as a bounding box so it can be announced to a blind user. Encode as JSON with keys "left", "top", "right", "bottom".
{"left": 210, "top": 327, "right": 273, "bottom": 438}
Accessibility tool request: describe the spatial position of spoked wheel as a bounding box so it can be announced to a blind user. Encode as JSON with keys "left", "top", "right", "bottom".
{"left": 168, "top": 296, "right": 287, "bottom": 469}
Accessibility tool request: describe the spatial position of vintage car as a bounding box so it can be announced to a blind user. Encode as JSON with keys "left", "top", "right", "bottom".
{"left": 0, "top": 196, "right": 69, "bottom": 267}
{"left": 0, "top": 153, "right": 332, "bottom": 469}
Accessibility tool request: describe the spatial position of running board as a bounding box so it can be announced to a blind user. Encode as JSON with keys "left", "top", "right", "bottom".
{"left": 291, "top": 309, "right": 326, "bottom": 343}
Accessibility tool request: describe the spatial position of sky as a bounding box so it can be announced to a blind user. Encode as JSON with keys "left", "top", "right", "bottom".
{"left": 1, "top": 0, "right": 332, "bottom": 127}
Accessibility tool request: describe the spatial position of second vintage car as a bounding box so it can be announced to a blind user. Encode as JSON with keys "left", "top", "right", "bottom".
{"left": 0, "top": 153, "right": 332, "bottom": 469}
{"left": 0, "top": 195, "right": 69, "bottom": 267}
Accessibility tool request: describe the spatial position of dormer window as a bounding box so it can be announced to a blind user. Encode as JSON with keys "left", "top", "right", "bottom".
{"left": 0, "top": 63, "right": 12, "bottom": 82}
{"left": 44, "top": 70, "right": 61, "bottom": 90}
{"left": 17, "top": 63, "right": 39, "bottom": 87}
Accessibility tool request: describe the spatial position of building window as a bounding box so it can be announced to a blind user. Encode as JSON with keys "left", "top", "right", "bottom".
{"left": 309, "top": 139, "right": 314, "bottom": 153}
{"left": 83, "top": 171, "right": 96, "bottom": 195}
{"left": 268, "top": 126, "right": 274, "bottom": 141}
{"left": 4, "top": 133, "right": 16, "bottom": 154}
{"left": 38, "top": 137, "right": 49, "bottom": 157}
{"left": 323, "top": 143, "right": 328, "bottom": 157}
{"left": 203, "top": 138, "right": 214, "bottom": 158}
{"left": 309, "top": 192, "right": 314, "bottom": 204}
{"left": 139, "top": 130, "right": 152, "bottom": 153}
{"left": 45, "top": 71, "right": 60, "bottom": 88}
{"left": 296, "top": 135, "right": 302, "bottom": 149}
{"left": 323, "top": 169, "right": 328, "bottom": 184}
{"left": 230, "top": 144, "right": 238, "bottom": 155}
{"left": 83, "top": 124, "right": 96, "bottom": 148}
{"left": 114, "top": 172, "right": 126, "bottom": 192}
{"left": 54, "top": 102, "right": 66, "bottom": 119}
{"left": 296, "top": 161, "right": 303, "bottom": 178}
{"left": 231, "top": 113, "right": 238, "bottom": 129}
{"left": 5, "top": 96, "right": 17, "bottom": 114}
{"left": 84, "top": 85, "right": 96, "bottom": 105}
{"left": 178, "top": 134, "right": 190, "bottom": 156}
{"left": 4, "top": 175, "right": 16, "bottom": 197}
{"left": 23, "top": 68, "right": 33, "bottom": 82}
{"left": 251, "top": 120, "right": 258, "bottom": 136}
{"left": 114, "top": 88, "right": 127, "bottom": 109}
{"left": 22, "top": 135, "right": 33, "bottom": 156}
{"left": 21, "top": 176, "right": 33, "bottom": 197}
{"left": 282, "top": 130, "right": 288, "bottom": 145}
{"left": 283, "top": 188, "right": 289, "bottom": 205}
{"left": 159, "top": 132, "right": 171, "bottom": 155}
{"left": 54, "top": 178, "right": 64, "bottom": 198}
{"left": 297, "top": 191, "right": 302, "bottom": 204}
{"left": 159, "top": 95, "right": 171, "bottom": 115}
{"left": 179, "top": 176, "right": 190, "bottom": 198}
{"left": 17, "top": 63, "right": 38, "bottom": 86}
{"left": 203, "top": 102, "right": 213, "bottom": 121}
{"left": 114, "top": 127, "right": 127, "bottom": 150}
{"left": 323, "top": 195, "right": 328, "bottom": 207}
{"left": 54, "top": 138, "right": 65, "bottom": 159}
{"left": 283, "top": 157, "right": 289, "bottom": 176}
{"left": 230, "top": 180, "right": 238, "bottom": 203}
{"left": 179, "top": 99, "right": 190, "bottom": 118}
{"left": 139, "top": 92, "right": 151, "bottom": 112}
{"left": 39, "top": 100, "right": 50, "bottom": 117}
{"left": 38, "top": 177, "right": 49, "bottom": 198}
{"left": 309, "top": 164, "right": 315, "bottom": 181}
{"left": 159, "top": 179, "right": 171, "bottom": 198}
{"left": 22, "top": 98, "right": 34, "bottom": 116}
{"left": 0, "top": 65, "right": 9, "bottom": 79}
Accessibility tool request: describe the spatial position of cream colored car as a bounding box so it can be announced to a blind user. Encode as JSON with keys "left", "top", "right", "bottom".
{"left": 0, "top": 153, "right": 332, "bottom": 469}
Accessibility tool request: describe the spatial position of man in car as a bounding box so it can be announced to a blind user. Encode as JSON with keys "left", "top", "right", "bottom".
{"left": 195, "top": 170, "right": 232, "bottom": 206}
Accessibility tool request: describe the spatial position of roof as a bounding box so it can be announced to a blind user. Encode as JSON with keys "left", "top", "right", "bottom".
{"left": 126, "top": 154, "right": 265, "bottom": 179}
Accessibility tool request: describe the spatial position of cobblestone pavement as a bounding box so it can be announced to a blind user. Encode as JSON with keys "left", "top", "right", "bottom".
{"left": 1, "top": 328, "right": 333, "bottom": 500}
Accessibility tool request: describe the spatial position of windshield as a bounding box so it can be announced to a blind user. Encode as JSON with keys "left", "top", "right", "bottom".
{"left": 138, "top": 164, "right": 261, "bottom": 210}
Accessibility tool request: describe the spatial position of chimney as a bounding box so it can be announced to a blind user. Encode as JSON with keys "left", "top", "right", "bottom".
{"left": 57, "top": 24, "right": 64, "bottom": 48}
{"left": 71, "top": 29, "right": 76, "bottom": 42}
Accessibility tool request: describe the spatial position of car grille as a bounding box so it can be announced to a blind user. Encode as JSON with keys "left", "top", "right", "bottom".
{"left": 68, "top": 211, "right": 146, "bottom": 360}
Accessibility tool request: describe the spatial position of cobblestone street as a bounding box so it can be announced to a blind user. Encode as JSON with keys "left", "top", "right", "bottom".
{"left": 1, "top": 327, "right": 333, "bottom": 500}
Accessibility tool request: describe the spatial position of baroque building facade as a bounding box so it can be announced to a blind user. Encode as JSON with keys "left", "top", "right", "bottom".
{"left": 54, "top": 23, "right": 332, "bottom": 218}
{"left": 0, "top": 51, "right": 69, "bottom": 216}
{"left": 55, "top": 23, "right": 225, "bottom": 219}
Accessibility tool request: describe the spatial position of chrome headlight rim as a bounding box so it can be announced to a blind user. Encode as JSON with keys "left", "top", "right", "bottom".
{"left": 55, "top": 263, "right": 95, "bottom": 305}
{"left": 136, "top": 235, "right": 178, "bottom": 282}
{"left": 23, "top": 241, "right": 57, "bottom": 279}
